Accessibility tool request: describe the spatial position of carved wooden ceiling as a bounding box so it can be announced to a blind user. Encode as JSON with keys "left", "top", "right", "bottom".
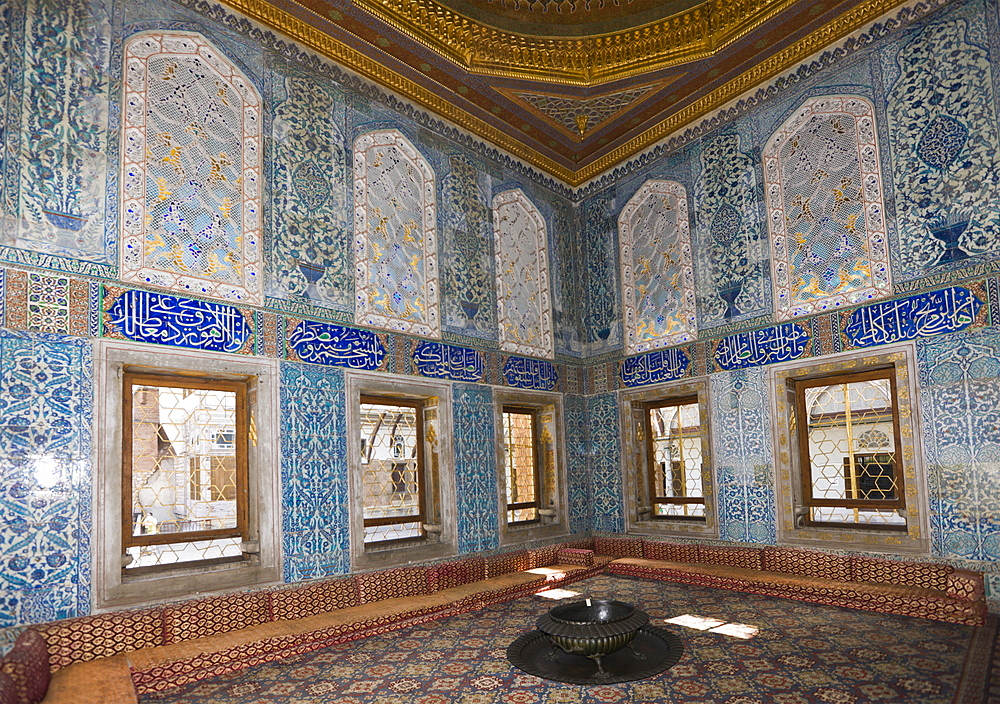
{"left": 225, "top": 0, "right": 907, "bottom": 186}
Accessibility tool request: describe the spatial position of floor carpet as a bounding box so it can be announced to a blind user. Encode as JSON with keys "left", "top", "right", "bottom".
{"left": 141, "top": 575, "right": 999, "bottom": 703}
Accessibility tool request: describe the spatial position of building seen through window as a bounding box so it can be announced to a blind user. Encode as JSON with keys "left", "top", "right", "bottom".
{"left": 359, "top": 396, "right": 425, "bottom": 544}
{"left": 502, "top": 407, "right": 541, "bottom": 524}
{"left": 644, "top": 397, "right": 706, "bottom": 520}
{"left": 123, "top": 372, "right": 249, "bottom": 570}
{"left": 794, "top": 368, "right": 905, "bottom": 528}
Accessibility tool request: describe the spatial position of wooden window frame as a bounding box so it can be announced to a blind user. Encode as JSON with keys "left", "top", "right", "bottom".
{"left": 501, "top": 405, "right": 542, "bottom": 525}
{"left": 359, "top": 394, "right": 427, "bottom": 546}
{"left": 122, "top": 372, "right": 250, "bottom": 550}
{"left": 792, "top": 366, "right": 906, "bottom": 526}
{"left": 643, "top": 395, "right": 706, "bottom": 521}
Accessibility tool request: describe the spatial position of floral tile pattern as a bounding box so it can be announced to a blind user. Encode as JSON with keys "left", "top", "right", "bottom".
{"left": 0, "top": 330, "right": 92, "bottom": 628}
{"left": 587, "top": 393, "right": 623, "bottom": 533}
{"left": 710, "top": 368, "right": 777, "bottom": 544}
{"left": 279, "top": 362, "right": 350, "bottom": 581}
{"left": 453, "top": 384, "right": 500, "bottom": 553}
{"left": 917, "top": 329, "right": 1000, "bottom": 563}
{"left": 267, "top": 69, "right": 352, "bottom": 313}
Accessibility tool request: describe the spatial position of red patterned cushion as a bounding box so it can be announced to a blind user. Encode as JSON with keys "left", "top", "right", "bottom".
{"left": 555, "top": 548, "right": 594, "bottom": 567}
{"left": 484, "top": 550, "right": 530, "bottom": 578}
{"left": 946, "top": 570, "right": 984, "bottom": 600}
{"left": 0, "top": 672, "right": 16, "bottom": 704}
{"left": 270, "top": 577, "right": 360, "bottom": 620}
{"left": 163, "top": 591, "right": 270, "bottom": 644}
{"left": 0, "top": 629, "right": 50, "bottom": 704}
{"left": 34, "top": 607, "right": 164, "bottom": 669}
{"left": 358, "top": 567, "right": 430, "bottom": 603}
{"left": 527, "top": 545, "right": 558, "bottom": 569}
{"left": 427, "top": 557, "right": 486, "bottom": 591}
{"left": 762, "top": 547, "right": 852, "bottom": 582}
{"left": 593, "top": 536, "right": 643, "bottom": 558}
{"left": 852, "top": 556, "right": 953, "bottom": 590}
{"left": 642, "top": 540, "right": 699, "bottom": 563}
{"left": 699, "top": 545, "right": 763, "bottom": 570}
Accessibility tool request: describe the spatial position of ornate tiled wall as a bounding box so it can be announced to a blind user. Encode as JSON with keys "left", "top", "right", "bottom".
{"left": 563, "top": 394, "right": 590, "bottom": 533}
{"left": 279, "top": 362, "right": 350, "bottom": 581}
{"left": 587, "top": 393, "right": 623, "bottom": 533}
{"left": 710, "top": 368, "right": 777, "bottom": 544}
{"left": 1, "top": 0, "right": 1000, "bottom": 635}
{"left": 452, "top": 384, "right": 500, "bottom": 554}
{"left": 0, "top": 331, "right": 92, "bottom": 628}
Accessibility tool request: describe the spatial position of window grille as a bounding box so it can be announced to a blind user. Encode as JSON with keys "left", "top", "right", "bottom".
{"left": 359, "top": 396, "right": 425, "bottom": 544}
{"left": 792, "top": 368, "right": 906, "bottom": 528}
{"left": 644, "top": 396, "right": 706, "bottom": 520}
{"left": 502, "top": 407, "right": 541, "bottom": 524}
{"left": 122, "top": 372, "right": 249, "bottom": 569}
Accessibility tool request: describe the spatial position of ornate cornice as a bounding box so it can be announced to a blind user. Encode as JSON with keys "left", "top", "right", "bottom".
{"left": 219, "top": 0, "right": 911, "bottom": 186}
{"left": 353, "top": 0, "right": 800, "bottom": 85}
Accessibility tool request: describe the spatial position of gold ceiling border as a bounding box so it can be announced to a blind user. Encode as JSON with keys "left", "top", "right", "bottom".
{"left": 354, "top": 0, "right": 799, "bottom": 85}
{"left": 217, "top": 0, "right": 578, "bottom": 181}
{"left": 217, "top": 0, "right": 914, "bottom": 187}
{"left": 571, "top": 0, "right": 913, "bottom": 186}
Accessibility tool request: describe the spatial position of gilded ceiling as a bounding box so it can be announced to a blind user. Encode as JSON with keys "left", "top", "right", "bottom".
{"left": 225, "top": 0, "right": 908, "bottom": 186}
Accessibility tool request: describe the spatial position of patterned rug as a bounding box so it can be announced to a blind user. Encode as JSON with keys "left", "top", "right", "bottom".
{"left": 141, "top": 575, "right": 998, "bottom": 703}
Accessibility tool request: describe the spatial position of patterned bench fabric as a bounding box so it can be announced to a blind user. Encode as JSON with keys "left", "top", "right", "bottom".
{"left": 762, "top": 546, "right": 852, "bottom": 582}
{"left": 851, "top": 555, "right": 953, "bottom": 591}
{"left": 698, "top": 545, "right": 763, "bottom": 571}
{"left": 527, "top": 545, "right": 559, "bottom": 569}
{"left": 0, "top": 629, "right": 50, "bottom": 704}
{"left": 593, "top": 535, "right": 643, "bottom": 558}
{"left": 34, "top": 607, "right": 165, "bottom": 669}
{"left": 484, "top": 550, "right": 530, "bottom": 578}
{"left": 555, "top": 548, "right": 594, "bottom": 567}
{"left": 270, "top": 577, "right": 360, "bottom": 620}
{"left": 358, "top": 566, "right": 430, "bottom": 603}
{"left": 642, "top": 540, "right": 700, "bottom": 563}
{"left": 427, "top": 557, "right": 486, "bottom": 591}
{"left": 164, "top": 591, "right": 270, "bottom": 644}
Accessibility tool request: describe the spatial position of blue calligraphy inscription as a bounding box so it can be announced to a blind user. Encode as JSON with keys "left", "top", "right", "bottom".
{"left": 503, "top": 356, "right": 558, "bottom": 391}
{"left": 715, "top": 323, "right": 810, "bottom": 371}
{"left": 288, "top": 320, "right": 385, "bottom": 369}
{"left": 107, "top": 289, "right": 250, "bottom": 352}
{"left": 845, "top": 287, "right": 982, "bottom": 348}
{"left": 621, "top": 348, "right": 689, "bottom": 387}
{"left": 413, "top": 341, "right": 483, "bottom": 382}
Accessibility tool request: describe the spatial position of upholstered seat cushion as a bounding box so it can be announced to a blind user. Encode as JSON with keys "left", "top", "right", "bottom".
{"left": 42, "top": 656, "right": 137, "bottom": 704}
{"left": 270, "top": 576, "right": 360, "bottom": 620}
{"left": 34, "top": 607, "right": 164, "bottom": 670}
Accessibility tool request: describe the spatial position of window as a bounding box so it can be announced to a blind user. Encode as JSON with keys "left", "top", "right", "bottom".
{"left": 494, "top": 391, "right": 567, "bottom": 545}
{"left": 772, "top": 346, "right": 930, "bottom": 553}
{"left": 622, "top": 378, "right": 717, "bottom": 538}
{"left": 96, "top": 342, "right": 280, "bottom": 609}
{"left": 359, "top": 396, "right": 426, "bottom": 545}
{"left": 122, "top": 372, "right": 249, "bottom": 571}
{"left": 502, "top": 407, "right": 542, "bottom": 524}
{"left": 346, "top": 372, "right": 456, "bottom": 569}
{"left": 793, "top": 369, "right": 905, "bottom": 529}
{"left": 643, "top": 396, "right": 706, "bottom": 520}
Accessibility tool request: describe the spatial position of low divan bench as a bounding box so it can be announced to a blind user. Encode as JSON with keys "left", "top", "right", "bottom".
{"left": 589, "top": 536, "right": 987, "bottom": 627}
{"left": 4, "top": 542, "right": 605, "bottom": 704}
{"left": 2, "top": 536, "right": 986, "bottom": 704}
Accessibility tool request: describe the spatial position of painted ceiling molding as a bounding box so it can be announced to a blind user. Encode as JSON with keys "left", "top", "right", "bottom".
{"left": 221, "top": 0, "right": 913, "bottom": 185}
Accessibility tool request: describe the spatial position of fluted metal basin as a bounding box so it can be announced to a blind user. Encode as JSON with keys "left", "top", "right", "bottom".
{"left": 536, "top": 600, "right": 649, "bottom": 676}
